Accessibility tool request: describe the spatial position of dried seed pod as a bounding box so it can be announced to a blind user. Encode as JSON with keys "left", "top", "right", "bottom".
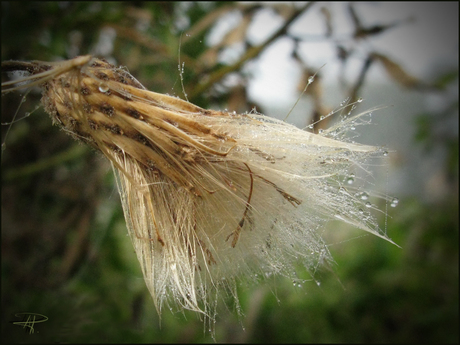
{"left": 1, "top": 55, "right": 395, "bottom": 320}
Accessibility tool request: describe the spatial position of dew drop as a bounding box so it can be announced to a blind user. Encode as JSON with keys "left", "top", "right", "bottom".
{"left": 99, "top": 83, "right": 109, "bottom": 93}
{"left": 318, "top": 129, "right": 324, "bottom": 134}
{"left": 320, "top": 115, "right": 325, "bottom": 120}
{"left": 357, "top": 97, "right": 363, "bottom": 103}
{"left": 365, "top": 202, "right": 372, "bottom": 208}
{"left": 360, "top": 192, "right": 369, "bottom": 200}
{"left": 390, "top": 197, "right": 399, "bottom": 207}
{"left": 340, "top": 97, "right": 349, "bottom": 106}
{"left": 383, "top": 151, "right": 389, "bottom": 157}
{"left": 308, "top": 76, "right": 314, "bottom": 84}
{"left": 346, "top": 177, "right": 354, "bottom": 185}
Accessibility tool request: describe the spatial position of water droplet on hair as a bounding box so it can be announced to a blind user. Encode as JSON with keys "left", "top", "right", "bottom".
{"left": 390, "top": 197, "right": 399, "bottom": 207}
{"left": 365, "top": 202, "right": 372, "bottom": 208}
{"left": 357, "top": 97, "right": 363, "bottom": 103}
{"left": 383, "top": 151, "right": 389, "bottom": 157}
{"left": 360, "top": 192, "right": 369, "bottom": 200}
{"left": 340, "top": 97, "right": 349, "bottom": 106}
{"left": 99, "top": 83, "right": 109, "bottom": 93}
{"left": 346, "top": 176, "right": 354, "bottom": 184}
{"left": 307, "top": 76, "right": 314, "bottom": 84}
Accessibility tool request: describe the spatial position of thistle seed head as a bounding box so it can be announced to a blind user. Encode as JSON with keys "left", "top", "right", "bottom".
{"left": 2, "top": 56, "right": 396, "bottom": 321}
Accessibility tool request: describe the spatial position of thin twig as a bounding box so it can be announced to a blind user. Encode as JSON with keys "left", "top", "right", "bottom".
{"left": 188, "top": 2, "right": 315, "bottom": 100}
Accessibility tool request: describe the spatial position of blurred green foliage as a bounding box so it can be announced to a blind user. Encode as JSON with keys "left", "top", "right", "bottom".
{"left": 2, "top": 2, "right": 458, "bottom": 343}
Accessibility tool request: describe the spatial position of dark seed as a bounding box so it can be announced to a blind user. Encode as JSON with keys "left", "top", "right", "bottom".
{"left": 80, "top": 86, "right": 91, "bottom": 95}
{"left": 125, "top": 107, "right": 141, "bottom": 119}
{"left": 96, "top": 72, "right": 109, "bottom": 81}
{"left": 100, "top": 102, "right": 115, "bottom": 117}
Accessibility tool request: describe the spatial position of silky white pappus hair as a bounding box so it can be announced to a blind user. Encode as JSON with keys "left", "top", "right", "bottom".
{"left": 1, "top": 55, "right": 397, "bottom": 324}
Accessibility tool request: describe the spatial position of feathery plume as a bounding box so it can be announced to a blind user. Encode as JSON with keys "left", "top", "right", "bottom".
{"left": 1, "top": 55, "right": 395, "bottom": 321}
